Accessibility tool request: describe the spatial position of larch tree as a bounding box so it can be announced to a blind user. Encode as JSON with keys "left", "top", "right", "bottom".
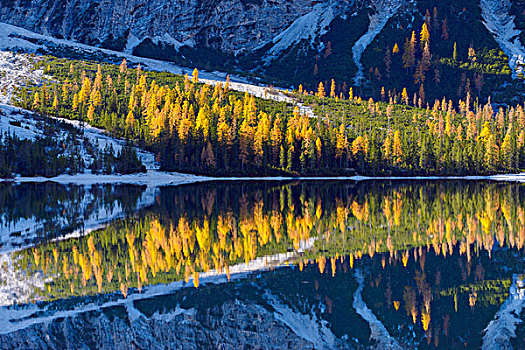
{"left": 393, "top": 43, "right": 400, "bottom": 54}
{"left": 192, "top": 68, "right": 199, "bottom": 84}
{"left": 420, "top": 23, "right": 430, "bottom": 48}
{"left": 392, "top": 130, "right": 403, "bottom": 165}
{"left": 317, "top": 82, "right": 326, "bottom": 98}
{"left": 330, "top": 79, "right": 336, "bottom": 98}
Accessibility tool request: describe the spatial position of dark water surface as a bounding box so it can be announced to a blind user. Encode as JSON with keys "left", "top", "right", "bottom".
{"left": 1, "top": 180, "right": 525, "bottom": 349}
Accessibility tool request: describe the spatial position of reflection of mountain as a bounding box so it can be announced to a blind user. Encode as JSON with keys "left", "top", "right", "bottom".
{"left": 2, "top": 245, "right": 524, "bottom": 349}
{"left": 3, "top": 180, "right": 525, "bottom": 348}
{"left": 358, "top": 247, "right": 523, "bottom": 349}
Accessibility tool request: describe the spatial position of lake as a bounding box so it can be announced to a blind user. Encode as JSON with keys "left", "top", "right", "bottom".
{"left": 1, "top": 180, "right": 524, "bottom": 349}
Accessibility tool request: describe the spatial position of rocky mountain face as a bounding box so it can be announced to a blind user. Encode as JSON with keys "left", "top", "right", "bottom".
{"left": 0, "top": 300, "right": 342, "bottom": 350}
{"left": 0, "top": 0, "right": 346, "bottom": 54}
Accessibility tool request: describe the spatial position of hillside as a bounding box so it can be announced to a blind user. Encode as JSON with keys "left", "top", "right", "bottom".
{"left": 2, "top": 0, "right": 525, "bottom": 105}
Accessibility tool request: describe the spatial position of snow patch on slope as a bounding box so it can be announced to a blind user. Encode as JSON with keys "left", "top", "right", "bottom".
{"left": 482, "top": 274, "right": 525, "bottom": 350}
{"left": 480, "top": 0, "right": 525, "bottom": 78}
{"left": 352, "top": 0, "right": 406, "bottom": 85}
{"left": 0, "top": 51, "right": 45, "bottom": 104}
{"left": 124, "top": 32, "right": 195, "bottom": 55}
{"left": 353, "top": 269, "right": 403, "bottom": 349}
{"left": 263, "top": 2, "right": 339, "bottom": 63}
{"left": 0, "top": 105, "right": 40, "bottom": 140}
{"left": 52, "top": 115, "right": 158, "bottom": 170}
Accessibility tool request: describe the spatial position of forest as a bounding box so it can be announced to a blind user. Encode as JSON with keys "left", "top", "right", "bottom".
{"left": 0, "top": 111, "right": 145, "bottom": 178}
{"left": 16, "top": 53, "right": 525, "bottom": 177}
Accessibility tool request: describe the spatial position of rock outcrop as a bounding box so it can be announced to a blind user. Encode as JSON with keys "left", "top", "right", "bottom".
{"left": 0, "top": 0, "right": 344, "bottom": 55}
{"left": 0, "top": 301, "right": 327, "bottom": 349}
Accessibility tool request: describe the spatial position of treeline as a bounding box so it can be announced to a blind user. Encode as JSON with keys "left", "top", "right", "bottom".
{"left": 0, "top": 133, "right": 84, "bottom": 178}
{"left": 298, "top": 2, "right": 522, "bottom": 105}
{"left": 19, "top": 56, "right": 525, "bottom": 176}
{"left": 0, "top": 131, "right": 144, "bottom": 178}
{"left": 298, "top": 87, "right": 525, "bottom": 175}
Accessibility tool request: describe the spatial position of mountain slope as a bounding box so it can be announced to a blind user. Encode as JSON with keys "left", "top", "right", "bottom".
{"left": 2, "top": 0, "right": 525, "bottom": 103}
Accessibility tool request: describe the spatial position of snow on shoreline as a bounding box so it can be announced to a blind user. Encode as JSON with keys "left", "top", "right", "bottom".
{"left": 353, "top": 269, "right": 403, "bottom": 350}
{"left": 481, "top": 0, "right": 525, "bottom": 78}
{"left": 12, "top": 170, "right": 209, "bottom": 186}
{"left": 5, "top": 172, "right": 525, "bottom": 186}
{"left": 482, "top": 275, "right": 525, "bottom": 350}
{"left": 352, "top": 0, "right": 406, "bottom": 85}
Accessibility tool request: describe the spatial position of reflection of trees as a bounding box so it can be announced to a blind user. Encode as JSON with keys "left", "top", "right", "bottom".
{"left": 0, "top": 183, "right": 146, "bottom": 241}
{"left": 14, "top": 181, "right": 525, "bottom": 307}
{"left": 354, "top": 244, "right": 520, "bottom": 349}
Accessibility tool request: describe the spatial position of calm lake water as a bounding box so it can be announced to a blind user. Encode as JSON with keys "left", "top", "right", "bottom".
{"left": 1, "top": 180, "right": 525, "bottom": 349}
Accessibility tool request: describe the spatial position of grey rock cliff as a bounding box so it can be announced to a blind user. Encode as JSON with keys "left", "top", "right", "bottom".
{"left": 0, "top": 301, "right": 330, "bottom": 349}
{"left": 0, "top": 0, "right": 344, "bottom": 54}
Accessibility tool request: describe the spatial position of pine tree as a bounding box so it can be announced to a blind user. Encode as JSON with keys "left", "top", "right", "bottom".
{"left": 442, "top": 18, "right": 449, "bottom": 40}
{"left": 384, "top": 48, "right": 392, "bottom": 78}
{"left": 402, "top": 33, "right": 416, "bottom": 70}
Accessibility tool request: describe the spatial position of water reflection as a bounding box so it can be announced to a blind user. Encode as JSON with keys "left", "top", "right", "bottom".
{"left": 0, "top": 183, "right": 150, "bottom": 252}
{"left": 3, "top": 180, "right": 525, "bottom": 348}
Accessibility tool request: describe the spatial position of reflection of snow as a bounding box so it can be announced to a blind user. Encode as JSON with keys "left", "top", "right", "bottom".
{"left": 480, "top": 0, "right": 525, "bottom": 78}
{"left": 353, "top": 269, "right": 403, "bottom": 349}
{"left": 0, "top": 239, "right": 314, "bottom": 334}
{"left": 0, "top": 254, "right": 44, "bottom": 306}
{"left": 0, "top": 185, "right": 157, "bottom": 254}
{"left": 352, "top": 0, "right": 405, "bottom": 85}
{"left": 265, "top": 292, "right": 338, "bottom": 350}
{"left": 482, "top": 275, "right": 525, "bottom": 350}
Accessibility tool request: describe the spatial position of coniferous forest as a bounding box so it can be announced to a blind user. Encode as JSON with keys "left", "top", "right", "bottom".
{"left": 16, "top": 55, "right": 525, "bottom": 177}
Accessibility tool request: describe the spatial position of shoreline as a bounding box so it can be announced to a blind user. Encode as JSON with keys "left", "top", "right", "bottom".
{"left": 3, "top": 170, "right": 525, "bottom": 186}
